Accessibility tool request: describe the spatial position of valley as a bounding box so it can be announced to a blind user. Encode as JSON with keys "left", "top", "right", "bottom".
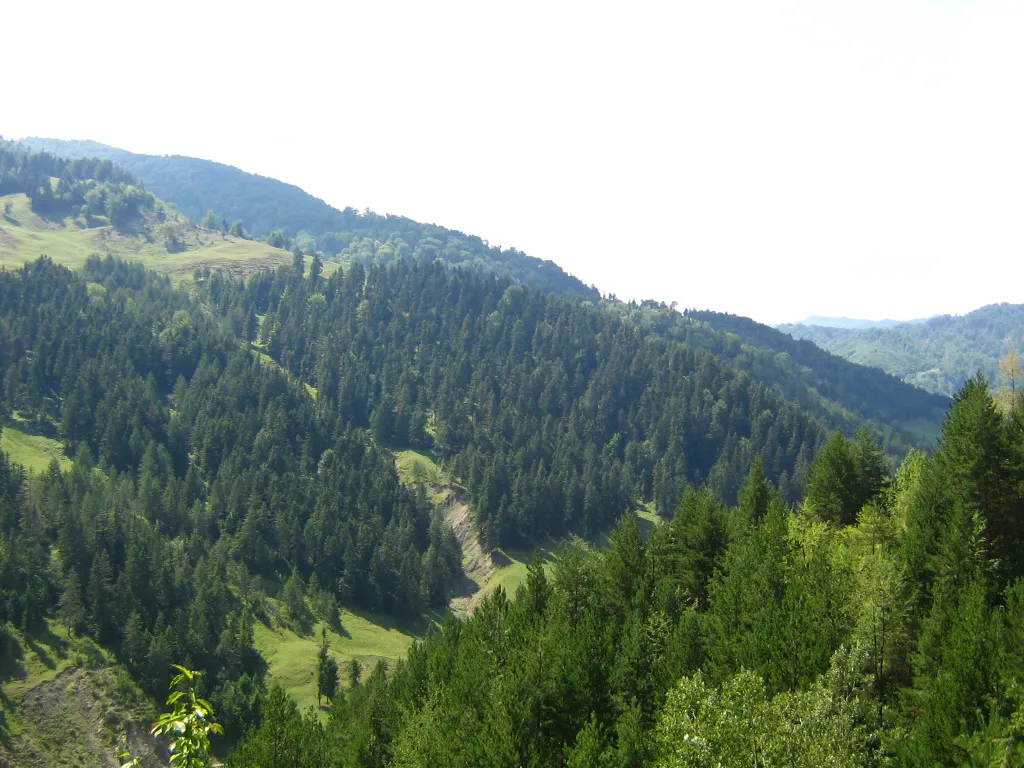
{"left": 0, "top": 137, "right": 1021, "bottom": 768}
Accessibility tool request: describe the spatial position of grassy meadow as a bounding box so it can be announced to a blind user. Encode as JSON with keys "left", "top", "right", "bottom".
{"left": 0, "top": 192, "right": 339, "bottom": 283}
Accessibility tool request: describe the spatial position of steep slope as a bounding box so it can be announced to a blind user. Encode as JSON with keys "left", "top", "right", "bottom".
{"left": 20, "top": 138, "right": 600, "bottom": 302}
{"left": 0, "top": 141, "right": 304, "bottom": 282}
{"left": 780, "top": 303, "right": 1024, "bottom": 397}
{"left": 221, "top": 259, "right": 832, "bottom": 531}
{"left": 683, "top": 310, "right": 948, "bottom": 448}
{"left": 14, "top": 140, "right": 949, "bottom": 450}
{"left": 0, "top": 190, "right": 300, "bottom": 282}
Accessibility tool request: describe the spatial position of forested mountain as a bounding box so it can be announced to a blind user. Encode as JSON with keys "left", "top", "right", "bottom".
{"left": 780, "top": 303, "right": 1024, "bottom": 396}
{"left": 0, "top": 257, "right": 461, "bottom": 745}
{"left": 0, "top": 253, "right": 839, "bottom": 760}
{"left": 1, "top": 134, "right": 1020, "bottom": 766}
{"left": 682, "top": 310, "right": 948, "bottom": 449}
{"left": 204, "top": 258, "right": 828, "bottom": 535}
{"left": 224, "top": 375, "right": 1024, "bottom": 768}
{"left": 10, "top": 140, "right": 948, "bottom": 455}
{"left": 0, "top": 140, "right": 297, "bottom": 279}
{"left": 19, "top": 138, "right": 600, "bottom": 301}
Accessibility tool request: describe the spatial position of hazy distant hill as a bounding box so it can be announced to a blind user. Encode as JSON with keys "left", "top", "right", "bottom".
{"left": 790, "top": 315, "right": 927, "bottom": 330}
{"left": 780, "top": 303, "right": 1024, "bottom": 396}
{"left": 20, "top": 137, "right": 600, "bottom": 302}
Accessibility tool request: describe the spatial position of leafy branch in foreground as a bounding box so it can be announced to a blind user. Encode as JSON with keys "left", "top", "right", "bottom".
{"left": 122, "top": 664, "right": 223, "bottom": 768}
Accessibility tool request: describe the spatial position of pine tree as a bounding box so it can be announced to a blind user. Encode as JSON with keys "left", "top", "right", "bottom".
{"left": 58, "top": 570, "right": 85, "bottom": 636}
{"left": 348, "top": 657, "right": 363, "bottom": 689}
{"left": 316, "top": 628, "right": 339, "bottom": 705}
{"left": 936, "top": 374, "right": 1021, "bottom": 582}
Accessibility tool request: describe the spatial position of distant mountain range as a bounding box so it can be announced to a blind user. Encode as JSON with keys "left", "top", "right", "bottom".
{"left": 779, "top": 303, "right": 1024, "bottom": 397}
{"left": 786, "top": 315, "right": 929, "bottom": 330}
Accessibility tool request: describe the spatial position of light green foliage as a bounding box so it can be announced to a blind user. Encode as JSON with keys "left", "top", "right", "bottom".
{"left": 122, "top": 665, "right": 223, "bottom": 768}
{"left": 655, "top": 648, "right": 872, "bottom": 768}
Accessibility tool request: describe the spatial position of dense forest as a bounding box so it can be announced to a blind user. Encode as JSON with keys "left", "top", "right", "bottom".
{"left": 204, "top": 256, "right": 830, "bottom": 538}
{"left": 0, "top": 257, "right": 461, "bottom": 731}
{"left": 681, "top": 310, "right": 947, "bottom": 452}
{"left": 0, "top": 253, "right": 837, "bottom": 753}
{"left": 780, "top": 303, "right": 1024, "bottom": 396}
{"left": 225, "top": 373, "right": 1024, "bottom": 768}
{"left": 18, "top": 138, "right": 601, "bottom": 301}
{"left": 12, "top": 139, "right": 949, "bottom": 457}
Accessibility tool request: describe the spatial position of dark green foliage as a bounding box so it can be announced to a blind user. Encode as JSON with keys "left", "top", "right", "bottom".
{"left": 316, "top": 629, "right": 339, "bottom": 705}
{"left": 805, "top": 428, "right": 888, "bottom": 525}
{"left": 705, "top": 497, "right": 852, "bottom": 694}
{"left": 0, "top": 256, "right": 466, "bottom": 748}
{"left": 216, "top": 259, "right": 827, "bottom": 545}
{"left": 684, "top": 310, "right": 948, "bottom": 453}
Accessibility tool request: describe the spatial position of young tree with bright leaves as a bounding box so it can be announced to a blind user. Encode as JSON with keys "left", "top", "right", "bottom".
{"left": 122, "top": 665, "right": 222, "bottom": 768}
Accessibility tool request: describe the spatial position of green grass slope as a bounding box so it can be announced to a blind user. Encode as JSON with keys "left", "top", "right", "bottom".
{"left": 253, "top": 608, "right": 417, "bottom": 716}
{"left": 0, "top": 191, "right": 304, "bottom": 282}
{"left": 0, "top": 419, "right": 71, "bottom": 474}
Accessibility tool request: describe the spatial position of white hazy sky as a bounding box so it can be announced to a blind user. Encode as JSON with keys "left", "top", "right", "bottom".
{"left": 5, "top": 0, "right": 1024, "bottom": 324}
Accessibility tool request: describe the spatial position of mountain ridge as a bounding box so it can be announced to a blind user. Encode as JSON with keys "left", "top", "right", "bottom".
{"left": 788, "top": 314, "right": 929, "bottom": 329}
{"left": 4, "top": 139, "right": 947, "bottom": 455}
{"left": 19, "top": 137, "right": 601, "bottom": 302}
{"left": 780, "top": 302, "right": 1024, "bottom": 396}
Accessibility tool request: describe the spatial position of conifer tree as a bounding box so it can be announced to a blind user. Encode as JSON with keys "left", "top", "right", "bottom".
{"left": 316, "top": 628, "right": 339, "bottom": 705}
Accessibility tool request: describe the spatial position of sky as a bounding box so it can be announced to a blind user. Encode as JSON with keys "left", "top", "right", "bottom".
{"left": 4, "top": 0, "right": 1024, "bottom": 324}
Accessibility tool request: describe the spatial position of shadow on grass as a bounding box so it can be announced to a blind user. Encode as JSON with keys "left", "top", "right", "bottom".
{"left": 23, "top": 634, "right": 55, "bottom": 670}
{"left": 4, "top": 414, "right": 60, "bottom": 440}
{"left": 32, "top": 209, "right": 70, "bottom": 227}
{"left": 636, "top": 515, "right": 657, "bottom": 540}
{"left": 342, "top": 606, "right": 446, "bottom": 639}
{"left": 0, "top": 630, "right": 25, "bottom": 684}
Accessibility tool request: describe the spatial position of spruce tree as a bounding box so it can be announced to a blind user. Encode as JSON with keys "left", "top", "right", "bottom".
{"left": 316, "top": 628, "right": 339, "bottom": 705}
